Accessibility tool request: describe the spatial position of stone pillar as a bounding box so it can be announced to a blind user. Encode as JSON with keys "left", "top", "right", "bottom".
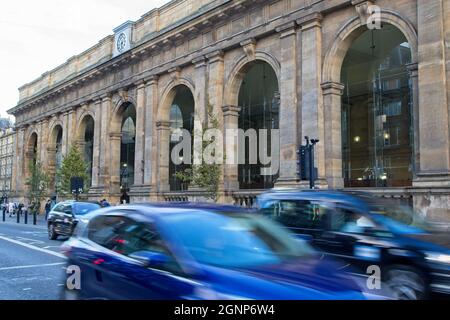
{"left": 133, "top": 81, "right": 146, "bottom": 186}
{"left": 193, "top": 56, "right": 207, "bottom": 125}
{"left": 156, "top": 121, "right": 171, "bottom": 192}
{"left": 192, "top": 57, "right": 208, "bottom": 170}
{"left": 321, "top": 81, "right": 345, "bottom": 188}
{"left": 99, "top": 94, "right": 112, "bottom": 189}
{"left": 407, "top": 63, "right": 420, "bottom": 176}
{"left": 275, "top": 21, "right": 299, "bottom": 187}
{"left": 109, "top": 132, "right": 122, "bottom": 195}
{"left": 206, "top": 51, "right": 225, "bottom": 127}
{"left": 415, "top": 0, "right": 450, "bottom": 185}
{"left": 62, "top": 112, "right": 69, "bottom": 156}
{"left": 91, "top": 99, "right": 102, "bottom": 188}
{"left": 222, "top": 106, "right": 241, "bottom": 191}
{"left": 298, "top": 13, "right": 326, "bottom": 187}
{"left": 144, "top": 76, "right": 158, "bottom": 188}
{"left": 39, "top": 118, "right": 50, "bottom": 171}
{"left": 67, "top": 108, "right": 77, "bottom": 150}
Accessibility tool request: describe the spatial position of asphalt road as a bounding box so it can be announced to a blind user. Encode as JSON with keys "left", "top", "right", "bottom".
{"left": 0, "top": 220, "right": 68, "bottom": 300}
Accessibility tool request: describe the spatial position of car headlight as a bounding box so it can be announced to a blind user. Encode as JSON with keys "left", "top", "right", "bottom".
{"left": 425, "top": 252, "right": 450, "bottom": 264}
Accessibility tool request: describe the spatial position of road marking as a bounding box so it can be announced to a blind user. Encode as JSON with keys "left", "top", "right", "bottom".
{"left": 0, "top": 236, "right": 66, "bottom": 259}
{"left": 16, "top": 237, "right": 45, "bottom": 244}
{"left": 0, "top": 262, "right": 66, "bottom": 271}
{"left": 23, "top": 288, "right": 32, "bottom": 291}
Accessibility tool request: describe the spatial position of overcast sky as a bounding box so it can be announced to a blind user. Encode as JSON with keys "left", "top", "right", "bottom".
{"left": 0, "top": 0, "right": 170, "bottom": 120}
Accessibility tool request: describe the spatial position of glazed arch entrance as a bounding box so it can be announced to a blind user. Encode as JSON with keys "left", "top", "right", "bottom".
{"left": 341, "top": 24, "right": 413, "bottom": 188}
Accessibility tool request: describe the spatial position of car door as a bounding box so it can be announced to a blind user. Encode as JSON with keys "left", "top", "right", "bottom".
{"left": 80, "top": 213, "right": 196, "bottom": 300}
{"left": 321, "top": 205, "right": 383, "bottom": 273}
{"left": 108, "top": 218, "right": 197, "bottom": 300}
{"left": 260, "top": 199, "right": 329, "bottom": 244}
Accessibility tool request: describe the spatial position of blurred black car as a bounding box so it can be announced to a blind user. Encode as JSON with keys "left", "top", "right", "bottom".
{"left": 47, "top": 201, "right": 101, "bottom": 240}
{"left": 256, "top": 190, "right": 450, "bottom": 300}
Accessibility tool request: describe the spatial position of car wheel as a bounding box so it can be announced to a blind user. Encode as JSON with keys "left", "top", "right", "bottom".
{"left": 48, "top": 224, "right": 58, "bottom": 240}
{"left": 385, "top": 265, "right": 427, "bottom": 300}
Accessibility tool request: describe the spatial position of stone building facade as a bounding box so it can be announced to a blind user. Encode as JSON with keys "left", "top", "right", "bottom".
{"left": 0, "top": 127, "right": 15, "bottom": 202}
{"left": 7, "top": 0, "right": 450, "bottom": 220}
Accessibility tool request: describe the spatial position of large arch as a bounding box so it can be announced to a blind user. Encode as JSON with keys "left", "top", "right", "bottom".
{"left": 224, "top": 52, "right": 281, "bottom": 107}
{"left": 322, "top": 10, "right": 418, "bottom": 84}
{"left": 156, "top": 81, "right": 196, "bottom": 192}
{"left": 76, "top": 114, "right": 95, "bottom": 187}
{"left": 157, "top": 78, "right": 196, "bottom": 122}
{"left": 321, "top": 10, "right": 418, "bottom": 188}
{"left": 47, "top": 124, "right": 63, "bottom": 194}
{"left": 109, "top": 100, "right": 137, "bottom": 200}
{"left": 24, "top": 131, "right": 38, "bottom": 182}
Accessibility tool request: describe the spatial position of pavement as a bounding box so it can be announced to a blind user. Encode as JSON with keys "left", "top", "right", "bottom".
{"left": 0, "top": 216, "right": 68, "bottom": 300}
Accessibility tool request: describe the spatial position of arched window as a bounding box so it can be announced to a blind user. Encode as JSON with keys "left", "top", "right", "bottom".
{"left": 55, "top": 127, "right": 63, "bottom": 171}
{"left": 120, "top": 104, "right": 136, "bottom": 193}
{"left": 83, "top": 116, "right": 95, "bottom": 186}
{"left": 341, "top": 24, "right": 413, "bottom": 187}
{"left": 169, "top": 86, "right": 194, "bottom": 191}
{"left": 238, "top": 61, "right": 280, "bottom": 190}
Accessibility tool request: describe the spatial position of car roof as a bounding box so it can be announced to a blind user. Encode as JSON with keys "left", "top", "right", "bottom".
{"left": 86, "top": 202, "right": 249, "bottom": 222}
{"left": 57, "top": 200, "right": 101, "bottom": 205}
{"left": 257, "top": 189, "right": 373, "bottom": 209}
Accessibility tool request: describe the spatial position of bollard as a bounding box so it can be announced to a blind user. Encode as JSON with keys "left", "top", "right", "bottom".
{"left": 33, "top": 212, "right": 37, "bottom": 225}
{"left": 2, "top": 210, "right": 5, "bottom": 222}
{"left": 17, "top": 211, "right": 20, "bottom": 224}
{"left": 24, "top": 211, "right": 28, "bottom": 225}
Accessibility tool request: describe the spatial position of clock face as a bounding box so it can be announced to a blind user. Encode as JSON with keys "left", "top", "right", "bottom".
{"left": 117, "top": 33, "right": 127, "bottom": 53}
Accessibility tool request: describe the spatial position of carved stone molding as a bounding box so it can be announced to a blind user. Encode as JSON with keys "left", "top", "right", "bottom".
{"left": 206, "top": 50, "right": 224, "bottom": 64}
{"left": 240, "top": 39, "right": 257, "bottom": 61}
{"left": 351, "top": 0, "right": 375, "bottom": 25}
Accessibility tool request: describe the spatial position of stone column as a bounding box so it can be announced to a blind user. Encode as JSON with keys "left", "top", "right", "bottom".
{"left": 222, "top": 106, "right": 241, "bottom": 191}
{"left": 39, "top": 118, "right": 50, "bottom": 171}
{"left": 67, "top": 108, "right": 77, "bottom": 150}
{"left": 144, "top": 76, "right": 158, "bottom": 188}
{"left": 109, "top": 132, "right": 122, "bottom": 195}
{"left": 156, "top": 121, "right": 171, "bottom": 192}
{"left": 206, "top": 51, "right": 225, "bottom": 127}
{"left": 91, "top": 99, "right": 102, "bottom": 189}
{"left": 321, "top": 81, "right": 345, "bottom": 188}
{"left": 133, "top": 81, "right": 146, "bottom": 186}
{"left": 192, "top": 57, "right": 208, "bottom": 169}
{"left": 275, "top": 21, "right": 299, "bottom": 187}
{"left": 61, "top": 112, "right": 69, "bottom": 156}
{"left": 415, "top": 0, "right": 450, "bottom": 184}
{"left": 298, "top": 13, "right": 326, "bottom": 187}
{"left": 407, "top": 63, "right": 420, "bottom": 176}
{"left": 99, "top": 94, "right": 112, "bottom": 189}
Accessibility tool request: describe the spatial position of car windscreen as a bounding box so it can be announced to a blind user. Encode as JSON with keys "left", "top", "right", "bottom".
{"left": 164, "top": 211, "right": 315, "bottom": 269}
{"left": 73, "top": 203, "right": 101, "bottom": 216}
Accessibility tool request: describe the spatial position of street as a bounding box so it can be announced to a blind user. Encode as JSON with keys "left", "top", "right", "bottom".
{"left": 0, "top": 218, "right": 67, "bottom": 300}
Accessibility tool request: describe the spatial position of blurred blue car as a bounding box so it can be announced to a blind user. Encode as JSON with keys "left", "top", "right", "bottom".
{"left": 62, "top": 203, "right": 369, "bottom": 300}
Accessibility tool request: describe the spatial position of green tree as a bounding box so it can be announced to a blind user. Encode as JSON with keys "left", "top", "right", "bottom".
{"left": 174, "top": 102, "right": 222, "bottom": 202}
{"left": 25, "top": 160, "right": 50, "bottom": 214}
{"left": 57, "top": 146, "right": 90, "bottom": 198}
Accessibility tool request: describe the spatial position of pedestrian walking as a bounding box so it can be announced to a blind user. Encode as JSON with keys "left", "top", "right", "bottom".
{"left": 45, "top": 199, "right": 52, "bottom": 220}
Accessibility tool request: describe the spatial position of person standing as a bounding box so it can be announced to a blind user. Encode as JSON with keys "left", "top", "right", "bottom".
{"left": 45, "top": 199, "right": 52, "bottom": 220}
